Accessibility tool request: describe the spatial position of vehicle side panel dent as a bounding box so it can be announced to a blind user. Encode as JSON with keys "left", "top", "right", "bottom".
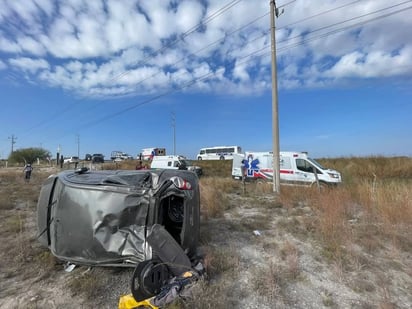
{"left": 51, "top": 187, "right": 150, "bottom": 264}
{"left": 94, "top": 195, "right": 150, "bottom": 257}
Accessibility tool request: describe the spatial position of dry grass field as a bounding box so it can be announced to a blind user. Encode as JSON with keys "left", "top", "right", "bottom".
{"left": 0, "top": 157, "right": 411, "bottom": 308}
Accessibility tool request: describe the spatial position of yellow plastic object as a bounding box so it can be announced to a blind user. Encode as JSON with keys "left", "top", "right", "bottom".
{"left": 182, "top": 271, "right": 193, "bottom": 278}
{"left": 118, "top": 294, "right": 159, "bottom": 309}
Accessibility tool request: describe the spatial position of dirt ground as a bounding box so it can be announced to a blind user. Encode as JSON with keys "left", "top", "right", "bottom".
{"left": 0, "top": 167, "right": 411, "bottom": 308}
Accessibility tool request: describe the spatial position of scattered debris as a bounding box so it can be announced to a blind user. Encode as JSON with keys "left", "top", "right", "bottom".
{"left": 119, "top": 267, "right": 204, "bottom": 309}
{"left": 63, "top": 262, "right": 76, "bottom": 273}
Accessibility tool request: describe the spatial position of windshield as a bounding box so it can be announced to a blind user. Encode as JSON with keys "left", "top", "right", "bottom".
{"left": 307, "top": 158, "right": 326, "bottom": 170}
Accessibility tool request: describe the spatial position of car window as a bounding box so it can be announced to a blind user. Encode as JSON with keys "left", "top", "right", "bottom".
{"left": 296, "top": 159, "right": 313, "bottom": 173}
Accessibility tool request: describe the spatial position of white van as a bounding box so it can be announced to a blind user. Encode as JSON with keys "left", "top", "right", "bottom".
{"left": 232, "top": 151, "right": 341, "bottom": 186}
{"left": 151, "top": 155, "right": 202, "bottom": 176}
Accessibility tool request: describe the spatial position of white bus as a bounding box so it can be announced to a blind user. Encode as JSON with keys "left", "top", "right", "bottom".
{"left": 197, "top": 146, "right": 242, "bottom": 160}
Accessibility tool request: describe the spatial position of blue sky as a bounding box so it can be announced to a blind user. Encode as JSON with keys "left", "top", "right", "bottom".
{"left": 1, "top": 0, "right": 411, "bottom": 160}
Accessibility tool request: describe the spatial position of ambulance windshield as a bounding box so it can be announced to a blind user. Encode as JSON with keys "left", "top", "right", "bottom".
{"left": 307, "top": 158, "right": 326, "bottom": 170}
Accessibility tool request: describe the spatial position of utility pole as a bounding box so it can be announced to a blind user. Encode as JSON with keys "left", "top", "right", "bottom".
{"left": 171, "top": 112, "right": 176, "bottom": 155}
{"left": 270, "top": 0, "right": 281, "bottom": 194}
{"left": 57, "top": 145, "right": 61, "bottom": 167}
{"left": 76, "top": 134, "right": 80, "bottom": 158}
{"left": 8, "top": 134, "right": 17, "bottom": 154}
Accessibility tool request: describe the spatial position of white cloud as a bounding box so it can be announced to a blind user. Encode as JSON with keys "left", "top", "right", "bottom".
{"left": 323, "top": 45, "right": 412, "bottom": 79}
{"left": 233, "top": 60, "right": 250, "bottom": 82}
{"left": 175, "top": 1, "right": 204, "bottom": 32}
{"left": 0, "top": 0, "right": 411, "bottom": 97}
{"left": 9, "top": 57, "right": 49, "bottom": 73}
{"left": 17, "top": 36, "right": 46, "bottom": 55}
{"left": 33, "top": 0, "right": 55, "bottom": 17}
{"left": 0, "top": 37, "right": 23, "bottom": 53}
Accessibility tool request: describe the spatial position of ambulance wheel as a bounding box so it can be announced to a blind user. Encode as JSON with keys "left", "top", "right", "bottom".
{"left": 316, "top": 181, "right": 330, "bottom": 191}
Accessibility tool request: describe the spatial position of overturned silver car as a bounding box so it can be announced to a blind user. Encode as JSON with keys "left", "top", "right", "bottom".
{"left": 37, "top": 168, "right": 200, "bottom": 267}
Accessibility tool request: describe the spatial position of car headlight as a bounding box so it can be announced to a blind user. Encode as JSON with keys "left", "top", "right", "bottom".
{"left": 327, "top": 173, "right": 339, "bottom": 179}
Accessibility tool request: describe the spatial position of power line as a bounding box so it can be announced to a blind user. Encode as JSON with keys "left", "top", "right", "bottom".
{"left": 115, "top": 0, "right": 366, "bottom": 90}
{"left": 284, "top": 0, "right": 412, "bottom": 40}
{"left": 68, "top": 2, "right": 412, "bottom": 132}
{"left": 231, "top": 0, "right": 412, "bottom": 57}
{"left": 236, "top": 1, "right": 412, "bottom": 60}
{"left": 16, "top": 0, "right": 368, "bottom": 137}
{"left": 110, "top": 0, "right": 244, "bottom": 83}
{"left": 17, "top": 0, "right": 246, "bottom": 141}
{"left": 121, "top": 11, "right": 270, "bottom": 90}
{"left": 18, "top": 0, "right": 412, "bottom": 141}
{"left": 277, "top": 4, "right": 412, "bottom": 53}
{"left": 279, "top": 0, "right": 362, "bottom": 28}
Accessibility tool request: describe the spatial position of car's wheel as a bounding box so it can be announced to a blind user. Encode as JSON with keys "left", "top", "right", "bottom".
{"left": 319, "top": 181, "right": 330, "bottom": 190}
{"left": 131, "top": 259, "right": 171, "bottom": 301}
{"left": 197, "top": 157, "right": 202, "bottom": 160}
{"left": 256, "top": 178, "right": 267, "bottom": 184}
{"left": 219, "top": 156, "right": 225, "bottom": 160}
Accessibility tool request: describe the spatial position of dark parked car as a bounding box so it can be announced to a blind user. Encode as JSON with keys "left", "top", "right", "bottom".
{"left": 92, "top": 153, "right": 105, "bottom": 163}
{"left": 36, "top": 168, "right": 200, "bottom": 268}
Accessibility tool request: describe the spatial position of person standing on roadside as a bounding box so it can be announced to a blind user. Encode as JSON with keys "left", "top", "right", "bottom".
{"left": 23, "top": 163, "right": 33, "bottom": 182}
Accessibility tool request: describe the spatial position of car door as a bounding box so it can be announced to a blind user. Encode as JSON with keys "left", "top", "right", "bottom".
{"left": 294, "top": 158, "right": 316, "bottom": 184}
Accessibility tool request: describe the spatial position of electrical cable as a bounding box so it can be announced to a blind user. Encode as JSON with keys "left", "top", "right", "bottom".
{"left": 14, "top": 0, "right": 412, "bottom": 141}
{"left": 113, "top": 0, "right": 368, "bottom": 90}
{"left": 15, "top": 0, "right": 245, "bottom": 139}
{"left": 110, "top": 0, "right": 366, "bottom": 92}
{"left": 110, "top": 0, "right": 243, "bottom": 83}
{"left": 67, "top": 2, "right": 412, "bottom": 133}
{"left": 230, "top": 0, "right": 412, "bottom": 58}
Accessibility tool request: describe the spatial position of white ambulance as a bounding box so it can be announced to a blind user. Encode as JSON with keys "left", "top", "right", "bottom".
{"left": 232, "top": 151, "right": 342, "bottom": 186}
{"left": 139, "top": 147, "right": 166, "bottom": 160}
{"left": 150, "top": 155, "right": 203, "bottom": 177}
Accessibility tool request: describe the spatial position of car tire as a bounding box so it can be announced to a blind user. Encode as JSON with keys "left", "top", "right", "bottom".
{"left": 131, "top": 259, "right": 171, "bottom": 301}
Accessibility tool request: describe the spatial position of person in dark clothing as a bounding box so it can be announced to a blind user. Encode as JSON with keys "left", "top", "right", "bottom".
{"left": 23, "top": 163, "right": 33, "bottom": 182}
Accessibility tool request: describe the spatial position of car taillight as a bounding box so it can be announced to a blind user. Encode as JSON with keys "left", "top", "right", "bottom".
{"left": 172, "top": 177, "right": 192, "bottom": 190}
